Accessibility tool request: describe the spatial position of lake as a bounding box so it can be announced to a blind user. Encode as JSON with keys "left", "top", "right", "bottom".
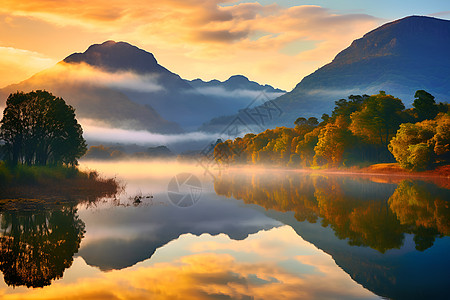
{"left": 0, "top": 161, "right": 449, "bottom": 299}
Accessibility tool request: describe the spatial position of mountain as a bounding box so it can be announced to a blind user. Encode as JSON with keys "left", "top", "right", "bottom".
{"left": 1, "top": 41, "right": 284, "bottom": 133}
{"left": 203, "top": 16, "right": 450, "bottom": 132}
{"left": 63, "top": 41, "right": 285, "bottom": 130}
{"left": 64, "top": 40, "right": 170, "bottom": 74}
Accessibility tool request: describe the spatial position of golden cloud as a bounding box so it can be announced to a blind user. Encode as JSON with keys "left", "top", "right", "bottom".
{"left": 0, "top": 1, "right": 381, "bottom": 90}
{"left": 0, "top": 47, "right": 55, "bottom": 88}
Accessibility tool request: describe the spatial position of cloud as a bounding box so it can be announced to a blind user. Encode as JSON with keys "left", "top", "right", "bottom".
{"left": 189, "top": 86, "right": 285, "bottom": 100}
{"left": 51, "top": 62, "right": 165, "bottom": 93}
{"left": 0, "top": 46, "right": 55, "bottom": 87}
{"left": 193, "top": 29, "right": 250, "bottom": 43}
{"left": 80, "top": 119, "right": 232, "bottom": 145}
{"left": 0, "top": 1, "right": 382, "bottom": 90}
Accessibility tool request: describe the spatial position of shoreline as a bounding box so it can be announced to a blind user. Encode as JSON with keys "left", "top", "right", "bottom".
{"left": 316, "top": 163, "right": 450, "bottom": 178}
{"left": 224, "top": 163, "right": 450, "bottom": 189}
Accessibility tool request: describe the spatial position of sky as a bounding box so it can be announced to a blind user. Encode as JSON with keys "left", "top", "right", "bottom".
{"left": 0, "top": 1, "right": 449, "bottom": 91}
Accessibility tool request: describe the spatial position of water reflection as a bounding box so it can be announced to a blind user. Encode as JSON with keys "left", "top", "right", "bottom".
{"left": 1, "top": 161, "right": 448, "bottom": 299}
{"left": 214, "top": 172, "right": 450, "bottom": 252}
{"left": 0, "top": 166, "right": 121, "bottom": 289}
{"left": 389, "top": 180, "right": 450, "bottom": 248}
{"left": 214, "top": 170, "right": 450, "bottom": 299}
{"left": 0, "top": 226, "right": 378, "bottom": 300}
{"left": 76, "top": 191, "right": 281, "bottom": 271}
{"left": 0, "top": 207, "right": 85, "bottom": 288}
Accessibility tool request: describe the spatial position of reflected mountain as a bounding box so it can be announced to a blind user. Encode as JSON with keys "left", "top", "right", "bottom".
{"left": 77, "top": 194, "right": 281, "bottom": 270}
{"left": 214, "top": 171, "right": 450, "bottom": 299}
{"left": 0, "top": 207, "right": 85, "bottom": 288}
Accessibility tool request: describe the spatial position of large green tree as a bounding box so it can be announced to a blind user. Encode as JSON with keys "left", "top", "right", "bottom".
{"left": 0, "top": 90, "right": 86, "bottom": 166}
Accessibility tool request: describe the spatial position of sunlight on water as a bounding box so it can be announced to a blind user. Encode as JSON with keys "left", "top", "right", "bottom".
{"left": 80, "top": 159, "right": 207, "bottom": 180}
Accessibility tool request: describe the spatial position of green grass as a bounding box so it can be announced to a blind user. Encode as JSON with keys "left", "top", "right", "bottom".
{"left": 0, "top": 161, "right": 120, "bottom": 206}
{"left": 0, "top": 161, "right": 96, "bottom": 186}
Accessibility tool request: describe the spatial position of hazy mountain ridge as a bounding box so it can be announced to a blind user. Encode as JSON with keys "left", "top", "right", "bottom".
{"left": 189, "top": 75, "right": 285, "bottom": 94}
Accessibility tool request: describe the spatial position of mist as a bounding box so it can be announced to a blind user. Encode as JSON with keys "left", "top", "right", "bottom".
{"left": 54, "top": 62, "right": 165, "bottom": 93}
{"left": 80, "top": 119, "right": 239, "bottom": 153}
{"left": 190, "top": 86, "right": 285, "bottom": 100}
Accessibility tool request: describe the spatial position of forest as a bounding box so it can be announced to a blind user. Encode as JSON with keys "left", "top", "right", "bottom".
{"left": 214, "top": 90, "right": 450, "bottom": 171}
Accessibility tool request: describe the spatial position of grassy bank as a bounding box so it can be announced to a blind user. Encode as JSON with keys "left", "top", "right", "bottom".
{"left": 0, "top": 161, "right": 85, "bottom": 184}
{"left": 0, "top": 161, "right": 121, "bottom": 208}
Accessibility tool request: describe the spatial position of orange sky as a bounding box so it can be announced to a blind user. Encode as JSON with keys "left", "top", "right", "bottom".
{"left": 0, "top": 1, "right": 421, "bottom": 90}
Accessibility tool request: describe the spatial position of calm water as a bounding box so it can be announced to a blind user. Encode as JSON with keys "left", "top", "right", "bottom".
{"left": 0, "top": 161, "right": 449, "bottom": 299}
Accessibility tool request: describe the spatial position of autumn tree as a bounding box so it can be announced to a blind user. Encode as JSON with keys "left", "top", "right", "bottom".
{"left": 0, "top": 91, "right": 86, "bottom": 166}
{"left": 432, "top": 114, "right": 450, "bottom": 160}
{"left": 314, "top": 116, "right": 352, "bottom": 166}
{"left": 389, "top": 114, "right": 450, "bottom": 170}
{"left": 349, "top": 91, "right": 405, "bottom": 148}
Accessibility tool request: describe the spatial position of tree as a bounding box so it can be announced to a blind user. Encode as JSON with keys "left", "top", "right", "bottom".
{"left": 331, "top": 94, "right": 368, "bottom": 122}
{"left": 388, "top": 122, "right": 434, "bottom": 170}
{"left": 0, "top": 90, "right": 86, "bottom": 166}
{"left": 413, "top": 90, "right": 439, "bottom": 121}
{"left": 389, "top": 114, "right": 450, "bottom": 170}
{"left": 349, "top": 91, "right": 405, "bottom": 148}
{"left": 432, "top": 114, "right": 450, "bottom": 159}
{"left": 314, "top": 116, "right": 352, "bottom": 166}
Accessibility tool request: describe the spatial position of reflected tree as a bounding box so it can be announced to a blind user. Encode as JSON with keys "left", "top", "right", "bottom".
{"left": 0, "top": 207, "right": 85, "bottom": 287}
{"left": 389, "top": 180, "right": 450, "bottom": 250}
{"left": 214, "top": 172, "right": 450, "bottom": 253}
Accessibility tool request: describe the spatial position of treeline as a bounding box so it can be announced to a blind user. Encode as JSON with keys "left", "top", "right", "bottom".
{"left": 214, "top": 90, "right": 450, "bottom": 170}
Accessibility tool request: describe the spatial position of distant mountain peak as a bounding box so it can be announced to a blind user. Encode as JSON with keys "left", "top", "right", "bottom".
{"left": 227, "top": 75, "right": 249, "bottom": 82}
{"left": 189, "top": 74, "right": 285, "bottom": 94}
{"left": 64, "top": 40, "right": 161, "bottom": 74}
{"left": 331, "top": 15, "right": 450, "bottom": 67}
